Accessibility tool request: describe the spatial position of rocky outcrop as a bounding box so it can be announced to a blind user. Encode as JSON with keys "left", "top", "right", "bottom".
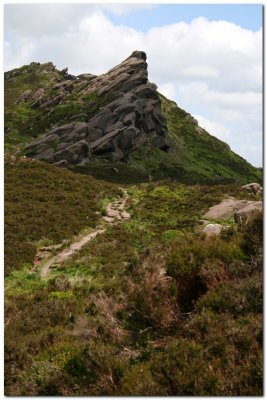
{"left": 203, "top": 197, "right": 262, "bottom": 226}
{"left": 15, "top": 89, "right": 32, "bottom": 104}
{"left": 203, "top": 197, "right": 262, "bottom": 220}
{"left": 24, "top": 51, "right": 172, "bottom": 166}
{"left": 242, "top": 183, "right": 262, "bottom": 195}
{"left": 234, "top": 201, "right": 263, "bottom": 224}
{"left": 16, "top": 85, "right": 70, "bottom": 109}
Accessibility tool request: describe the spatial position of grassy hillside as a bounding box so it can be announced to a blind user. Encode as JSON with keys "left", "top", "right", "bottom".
{"left": 5, "top": 63, "right": 62, "bottom": 152}
{"left": 159, "top": 95, "right": 262, "bottom": 184}
{"left": 5, "top": 179, "right": 263, "bottom": 395}
{"left": 4, "top": 157, "right": 119, "bottom": 275}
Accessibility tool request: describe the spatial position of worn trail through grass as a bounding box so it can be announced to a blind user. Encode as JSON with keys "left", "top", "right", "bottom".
{"left": 38, "top": 188, "right": 130, "bottom": 279}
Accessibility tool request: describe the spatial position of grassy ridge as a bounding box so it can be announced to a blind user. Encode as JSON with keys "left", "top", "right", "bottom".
{"left": 159, "top": 94, "right": 261, "bottom": 184}
{"left": 5, "top": 180, "right": 263, "bottom": 395}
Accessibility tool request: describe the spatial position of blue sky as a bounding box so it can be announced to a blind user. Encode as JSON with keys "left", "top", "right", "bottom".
{"left": 4, "top": 3, "right": 263, "bottom": 167}
{"left": 107, "top": 4, "right": 263, "bottom": 32}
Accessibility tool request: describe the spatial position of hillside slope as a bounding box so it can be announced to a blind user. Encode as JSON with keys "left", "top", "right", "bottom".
{"left": 4, "top": 52, "right": 261, "bottom": 184}
{"left": 4, "top": 157, "right": 118, "bottom": 275}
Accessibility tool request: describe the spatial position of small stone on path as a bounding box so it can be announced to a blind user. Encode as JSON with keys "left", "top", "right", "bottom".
{"left": 121, "top": 211, "right": 131, "bottom": 219}
{"left": 103, "top": 216, "right": 115, "bottom": 223}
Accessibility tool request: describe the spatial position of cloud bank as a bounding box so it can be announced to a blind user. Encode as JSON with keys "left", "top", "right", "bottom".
{"left": 4, "top": 6, "right": 262, "bottom": 166}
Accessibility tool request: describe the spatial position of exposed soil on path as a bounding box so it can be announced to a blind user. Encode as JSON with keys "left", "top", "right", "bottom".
{"left": 37, "top": 188, "right": 130, "bottom": 279}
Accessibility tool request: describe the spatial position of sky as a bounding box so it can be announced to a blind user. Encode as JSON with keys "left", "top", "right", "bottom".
{"left": 3, "top": 3, "right": 263, "bottom": 167}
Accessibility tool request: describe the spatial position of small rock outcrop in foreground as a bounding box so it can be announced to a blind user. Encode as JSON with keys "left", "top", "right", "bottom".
{"left": 234, "top": 201, "right": 263, "bottom": 224}
{"left": 203, "top": 198, "right": 263, "bottom": 220}
{"left": 242, "top": 183, "right": 262, "bottom": 195}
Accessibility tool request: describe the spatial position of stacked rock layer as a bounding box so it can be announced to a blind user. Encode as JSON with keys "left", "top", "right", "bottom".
{"left": 25, "top": 51, "right": 172, "bottom": 166}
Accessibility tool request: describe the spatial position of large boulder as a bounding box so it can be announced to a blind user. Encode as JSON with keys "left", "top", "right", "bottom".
{"left": 78, "top": 73, "right": 97, "bottom": 81}
{"left": 203, "top": 198, "right": 253, "bottom": 220}
{"left": 93, "top": 139, "right": 115, "bottom": 154}
{"left": 54, "top": 140, "right": 90, "bottom": 164}
{"left": 67, "top": 140, "right": 90, "bottom": 157}
{"left": 118, "top": 128, "right": 135, "bottom": 150}
{"left": 48, "top": 123, "right": 75, "bottom": 137}
{"left": 34, "top": 143, "right": 50, "bottom": 153}
{"left": 234, "top": 201, "right": 263, "bottom": 224}
{"left": 35, "top": 148, "right": 55, "bottom": 163}
{"left": 15, "top": 89, "right": 32, "bottom": 104}
{"left": 134, "top": 84, "right": 158, "bottom": 99}
{"left": 72, "top": 122, "right": 88, "bottom": 135}
{"left": 52, "top": 80, "right": 74, "bottom": 92}
{"left": 87, "top": 108, "right": 113, "bottom": 130}
{"left": 25, "top": 134, "right": 59, "bottom": 151}
{"left": 242, "top": 183, "right": 262, "bottom": 195}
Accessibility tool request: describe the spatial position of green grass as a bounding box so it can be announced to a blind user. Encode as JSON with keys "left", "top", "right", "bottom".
{"left": 4, "top": 157, "right": 119, "bottom": 275}
{"left": 158, "top": 94, "right": 262, "bottom": 184}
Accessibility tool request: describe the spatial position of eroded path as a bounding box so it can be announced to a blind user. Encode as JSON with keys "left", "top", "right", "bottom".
{"left": 37, "top": 188, "right": 130, "bottom": 279}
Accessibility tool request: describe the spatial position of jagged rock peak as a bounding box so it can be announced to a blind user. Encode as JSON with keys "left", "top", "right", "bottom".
{"left": 133, "top": 50, "right": 147, "bottom": 59}
{"left": 24, "top": 51, "right": 172, "bottom": 166}
{"left": 85, "top": 50, "right": 149, "bottom": 97}
{"left": 128, "top": 50, "right": 147, "bottom": 60}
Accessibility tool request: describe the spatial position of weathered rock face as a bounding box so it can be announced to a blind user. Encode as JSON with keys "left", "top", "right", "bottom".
{"left": 242, "top": 183, "right": 262, "bottom": 195}
{"left": 203, "top": 198, "right": 262, "bottom": 220}
{"left": 234, "top": 201, "right": 263, "bottom": 224}
{"left": 25, "top": 51, "right": 171, "bottom": 166}
{"left": 203, "top": 197, "right": 262, "bottom": 226}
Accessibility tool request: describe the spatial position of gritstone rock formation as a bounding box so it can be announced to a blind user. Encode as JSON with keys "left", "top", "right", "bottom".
{"left": 24, "top": 51, "right": 172, "bottom": 166}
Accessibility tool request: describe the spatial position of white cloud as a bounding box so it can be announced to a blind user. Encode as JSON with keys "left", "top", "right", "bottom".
{"left": 157, "top": 83, "right": 177, "bottom": 100}
{"left": 194, "top": 114, "right": 231, "bottom": 142}
{"left": 239, "top": 143, "right": 263, "bottom": 166}
{"left": 181, "top": 65, "right": 219, "bottom": 79}
{"left": 100, "top": 4, "right": 156, "bottom": 16}
{"left": 194, "top": 113, "right": 262, "bottom": 166}
{"left": 4, "top": 7, "right": 262, "bottom": 166}
{"left": 5, "top": 38, "right": 36, "bottom": 71}
{"left": 4, "top": 4, "right": 90, "bottom": 37}
{"left": 4, "top": 4, "right": 155, "bottom": 38}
